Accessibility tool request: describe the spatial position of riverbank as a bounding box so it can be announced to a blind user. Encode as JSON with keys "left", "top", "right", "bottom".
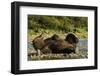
{"left": 28, "top": 29, "right": 88, "bottom": 42}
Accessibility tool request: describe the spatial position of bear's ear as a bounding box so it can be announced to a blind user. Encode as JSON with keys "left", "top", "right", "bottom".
{"left": 51, "top": 34, "right": 59, "bottom": 40}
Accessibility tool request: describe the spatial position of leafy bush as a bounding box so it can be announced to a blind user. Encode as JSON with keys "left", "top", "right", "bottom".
{"left": 28, "top": 15, "right": 88, "bottom": 39}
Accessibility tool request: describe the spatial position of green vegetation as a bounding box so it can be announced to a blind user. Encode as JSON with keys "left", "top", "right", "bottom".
{"left": 28, "top": 15, "right": 88, "bottom": 41}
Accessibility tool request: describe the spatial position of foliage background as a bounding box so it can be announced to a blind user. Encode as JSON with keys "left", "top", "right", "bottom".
{"left": 28, "top": 15, "right": 88, "bottom": 41}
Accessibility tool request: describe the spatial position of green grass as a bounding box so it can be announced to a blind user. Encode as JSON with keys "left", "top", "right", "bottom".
{"left": 28, "top": 28, "right": 87, "bottom": 42}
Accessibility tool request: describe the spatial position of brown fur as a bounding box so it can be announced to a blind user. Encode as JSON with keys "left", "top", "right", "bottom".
{"left": 32, "top": 33, "right": 79, "bottom": 55}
